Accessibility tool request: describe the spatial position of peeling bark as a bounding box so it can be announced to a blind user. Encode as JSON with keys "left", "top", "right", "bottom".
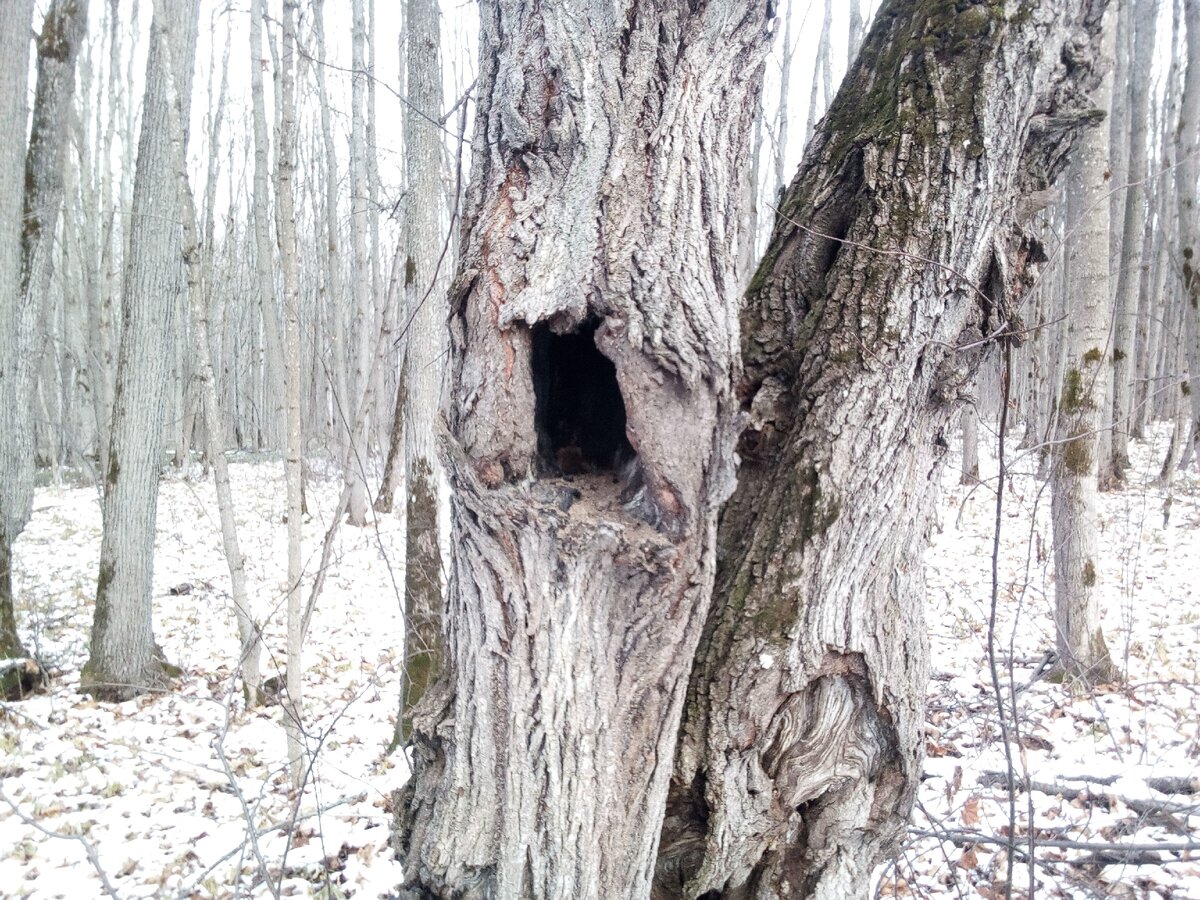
{"left": 658, "top": 2, "right": 1108, "bottom": 896}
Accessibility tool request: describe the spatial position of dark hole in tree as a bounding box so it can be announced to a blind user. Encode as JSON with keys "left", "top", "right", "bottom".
{"left": 531, "top": 318, "right": 635, "bottom": 476}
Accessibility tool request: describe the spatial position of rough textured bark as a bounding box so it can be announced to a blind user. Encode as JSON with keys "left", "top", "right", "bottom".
{"left": 82, "top": 0, "right": 198, "bottom": 701}
{"left": 1109, "top": 0, "right": 1155, "bottom": 478}
{"left": 397, "top": 3, "right": 774, "bottom": 896}
{"left": 0, "top": 21, "right": 33, "bottom": 676}
{"left": 656, "top": 2, "right": 1107, "bottom": 897}
{"left": 1, "top": 0, "right": 69, "bottom": 681}
{"left": 399, "top": 0, "right": 445, "bottom": 741}
{"left": 1180, "top": 0, "right": 1200, "bottom": 444}
{"left": 1050, "top": 6, "right": 1120, "bottom": 687}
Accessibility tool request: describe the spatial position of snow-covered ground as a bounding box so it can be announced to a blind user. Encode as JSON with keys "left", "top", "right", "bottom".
{"left": 900, "top": 425, "right": 1200, "bottom": 899}
{"left": 0, "top": 428, "right": 1197, "bottom": 898}
{"left": 1, "top": 462, "right": 409, "bottom": 898}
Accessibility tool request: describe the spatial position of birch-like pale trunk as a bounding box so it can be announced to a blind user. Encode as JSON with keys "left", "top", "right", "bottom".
{"left": 1050, "top": 6, "right": 1120, "bottom": 687}
{"left": 0, "top": 0, "right": 36, "bottom": 677}
{"left": 961, "top": 401, "right": 980, "bottom": 484}
{"left": 313, "top": 0, "right": 349, "bottom": 462}
{"left": 172, "top": 21, "right": 264, "bottom": 707}
{"left": 774, "top": 0, "right": 795, "bottom": 199}
{"left": 249, "top": 0, "right": 285, "bottom": 454}
{"left": 276, "top": 0, "right": 305, "bottom": 786}
{"left": 398, "top": 0, "right": 445, "bottom": 742}
{"left": 1094, "top": 0, "right": 1130, "bottom": 486}
{"left": 1179, "top": 0, "right": 1200, "bottom": 448}
{"left": 848, "top": 0, "right": 866, "bottom": 64}
{"left": 82, "top": 0, "right": 199, "bottom": 701}
{"left": 345, "top": 0, "right": 373, "bottom": 527}
{"left": 397, "top": 3, "right": 774, "bottom": 895}
{"left": 803, "top": 0, "right": 833, "bottom": 146}
{"left": 657, "top": 2, "right": 1108, "bottom": 896}
{"left": 1110, "top": 0, "right": 1156, "bottom": 478}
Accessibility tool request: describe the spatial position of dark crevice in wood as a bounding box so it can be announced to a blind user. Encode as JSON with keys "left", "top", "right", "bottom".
{"left": 531, "top": 317, "right": 635, "bottom": 477}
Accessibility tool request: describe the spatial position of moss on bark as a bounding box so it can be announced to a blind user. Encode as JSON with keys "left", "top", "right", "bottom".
{"left": 400, "top": 459, "right": 443, "bottom": 744}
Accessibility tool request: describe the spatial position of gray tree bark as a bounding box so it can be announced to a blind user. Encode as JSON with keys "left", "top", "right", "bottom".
{"left": 1180, "top": 0, "right": 1200, "bottom": 446}
{"left": 276, "top": 0, "right": 306, "bottom": 785}
{"left": 2, "top": 0, "right": 90, "bottom": 694}
{"left": 82, "top": 0, "right": 199, "bottom": 700}
{"left": 399, "top": 0, "right": 446, "bottom": 742}
{"left": 397, "top": 1, "right": 1107, "bottom": 898}
{"left": 1110, "top": 0, "right": 1156, "bottom": 478}
{"left": 0, "top": 0, "right": 36, "bottom": 679}
{"left": 657, "top": 1, "right": 1108, "bottom": 896}
{"left": 345, "top": 0, "right": 373, "bottom": 527}
{"left": 1050, "top": 5, "right": 1120, "bottom": 687}
{"left": 396, "top": 2, "right": 774, "bottom": 895}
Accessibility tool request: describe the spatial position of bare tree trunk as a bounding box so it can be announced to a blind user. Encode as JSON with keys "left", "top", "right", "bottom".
{"left": 803, "top": 0, "right": 834, "bottom": 146}
{"left": 1110, "top": 0, "right": 1156, "bottom": 479}
{"left": 657, "top": 2, "right": 1108, "bottom": 896}
{"left": 399, "top": 1, "right": 1106, "bottom": 895}
{"left": 345, "top": 0, "right": 373, "bottom": 527}
{"left": 397, "top": 3, "right": 774, "bottom": 895}
{"left": 1180, "top": 0, "right": 1200, "bottom": 448}
{"left": 774, "top": 0, "right": 795, "bottom": 198}
{"left": 174, "top": 17, "right": 263, "bottom": 707}
{"left": 848, "top": 0, "right": 866, "bottom": 65}
{"left": 1094, "top": 0, "right": 1130, "bottom": 488}
{"left": 249, "top": 0, "right": 284, "bottom": 454}
{"left": 3, "top": 0, "right": 90, "bottom": 690}
{"left": 313, "top": 0, "right": 348, "bottom": 465}
{"left": 82, "top": 0, "right": 199, "bottom": 700}
{"left": 276, "top": 0, "right": 305, "bottom": 786}
{"left": 1050, "top": 5, "right": 1120, "bottom": 688}
{"left": 961, "top": 401, "right": 980, "bottom": 484}
{"left": 0, "top": 0, "right": 36, "bottom": 677}
{"left": 399, "top": 0, "right": 445, "bottom": 741}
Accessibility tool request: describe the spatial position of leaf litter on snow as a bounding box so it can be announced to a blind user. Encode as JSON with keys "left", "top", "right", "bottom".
{"left": 1, "top": 460, "right": 408, "bottom": 898}
{"left": 899, "top": 424, "right": 1200, "bottom": 899}
{"left": 3, "top": 434, "right": 1199, "bottom": 897}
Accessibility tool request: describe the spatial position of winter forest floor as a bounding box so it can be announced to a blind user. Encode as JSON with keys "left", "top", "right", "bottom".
{"left": 0, "top": 428, "right": 1198, "bottom": 898}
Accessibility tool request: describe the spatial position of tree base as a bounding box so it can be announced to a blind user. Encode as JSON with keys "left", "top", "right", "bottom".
{"left": 1, "top": 657, "right": 48, "bottom": 701}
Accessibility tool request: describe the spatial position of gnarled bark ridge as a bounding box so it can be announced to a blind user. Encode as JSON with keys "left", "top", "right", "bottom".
{"left": 658, "top": 1, "right": 1107, "bottom": 897}
{"left": 397, "top": 3, "right": 775, "bottom": 897}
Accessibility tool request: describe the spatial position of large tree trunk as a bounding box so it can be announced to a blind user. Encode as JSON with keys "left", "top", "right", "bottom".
{"left": 397, "top": 3, "right": 774, "bottom": 896}
{"left": 1051, "top": 6, "right": 1120, "bottom": 687}
{"left": 657, "top": 2, "right": 1107, "bottom": 897}
{"left": 3, "top": 0, "right": 90, "bottom": 696}
{"left": 81, "top": 0, "right": 199, "bottom": 701}
{"left": 398, "top": 0, "right": 1106, "bottom": 897}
